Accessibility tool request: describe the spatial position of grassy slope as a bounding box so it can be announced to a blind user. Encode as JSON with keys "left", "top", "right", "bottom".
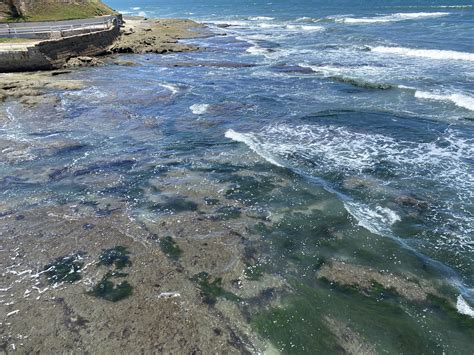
{"left": 5, "top": 1, "right": 115, "bottom": 22}
{"left": 0, "top": 37, "right": 37, "bottom": 43}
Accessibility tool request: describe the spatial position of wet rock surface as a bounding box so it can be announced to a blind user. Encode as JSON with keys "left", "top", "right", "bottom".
{"left": 318, "top": 260, "right": 440, "bottom": 302}
{"left": 0, "top": 200, "right": 263, "bottom": 353}
{"left": 109, "top": 17, "right": 208, "bottom": 55}
{"left": 0, "top": 71, "right": 84, "bottom": 106}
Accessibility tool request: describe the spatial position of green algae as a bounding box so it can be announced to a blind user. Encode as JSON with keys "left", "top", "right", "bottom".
{"left": 251, "top": 283, "right": 341, "bottom": 353}
{"left": 159, "top": 236, "right": 182, "bottom": 261}
{"left": 99, "top": 246, "right": 131, "bottom": 269}
{"left": 44, "top": 253, "right": 85, "bottom": 284}
{"left": 151, "top": 197, "right": 198, "bottom": 213}
{"left": 225, "top": 175, "right": 279, "bottom": 204}
{"left": 90, "top": 272, "right": 133, "bottom": 302}
{"left": 214, "top": 205, "right": 241, "bottom": 220}
{"left": 252, "top": 280, "right": 439, "bottom": 354}
{"left": 244, "top": 262, "right": 264, "bottom": 281}
{"left": 191, "top": 272, "right": 240, "bottom": 305}
{"left": 427, "top": 294, "right": 474, "bottom": 331}
{"left": 204, "top": 197, "right": 220, "bottom": 206}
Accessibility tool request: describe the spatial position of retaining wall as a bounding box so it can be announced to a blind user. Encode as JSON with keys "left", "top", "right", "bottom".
{"left": 0, "top": 24, "right": 119, "bottom": 71}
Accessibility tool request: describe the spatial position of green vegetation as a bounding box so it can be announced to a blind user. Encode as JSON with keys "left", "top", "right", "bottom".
{"left": 3, "top": 1, "right": 115, "bottom": 22}
{"left": 252, "top": 280, "right": 438, "bottom": 354}
{"left": 191, "top": 272, "right": 240, "bottom": 305}
{"left": 99, "top": 246, "right": 131, "bottom": 269}
{"left": 214, "top": 205, "right": 241, "bottom": 220}
{"left": 244, "top": 262, "right": 264, "bottom": 281}
{"left": 90, "top": 272, "right": 133, "bottom": 302}
{"left": 428, "top": 294, "right": 474, "bottom": 330}
{"left": 159, "top": 236, "right": 182, "bottom": 261}
{"left": 44, "top": 252, "right": 85, "bottom": 284}
{"left": 151, "top": 197, "right": 198, "bottom": 213}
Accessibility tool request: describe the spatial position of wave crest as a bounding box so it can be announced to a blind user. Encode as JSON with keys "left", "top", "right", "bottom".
{"left": 371, "top": 46, "right": 474, "bottom": 61}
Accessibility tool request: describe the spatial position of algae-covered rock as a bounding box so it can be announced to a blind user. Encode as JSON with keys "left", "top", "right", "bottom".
{"left": 90, "top": 272, "right": 133, "bottom": 302}
{"left": 99, "top": 245, "right": 131, "bottom": 269}
{"left": 192, "top": 272, "right": 241, "bottom": 305}
{"left": 159, "top": 236, "right": 182, "bottom": 261}
{"left": 44, "top": 252, "right": 85, "bottom": 284}
{"left": 318, "top": 260, "right": 438, "bottom": 302}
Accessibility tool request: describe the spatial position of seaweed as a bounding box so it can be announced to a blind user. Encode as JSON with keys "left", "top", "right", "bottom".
{"left": 427, "top": 294, "right": 474, "bottom": 330}
{"left": 150, "top": 197, "right": 198, "bottom": 213}
{"left": 191, "top": 272, "right": 241, "bottom": 305}
{"left": 214, "top": 206, "right": 241, "bottom": 220}
{"left": 90, "top": 272, "right": 133, "bottom": 302}
{"left": 252, "top": 279, "right": 439, "bottom": 354}
{"left": 99, "top": 246, "right": 131, "bottom": 269}
{"left": 244, "top": 263, "right": 264, "bottom": 281}
{"left": 159, "top": 236, "right": 182, "bottom": 261}
{"left": 224, "top": 175, "right": 278, "bottom": 204}
{"left": 44, "top": 252, "right": 85, "bottom": 284}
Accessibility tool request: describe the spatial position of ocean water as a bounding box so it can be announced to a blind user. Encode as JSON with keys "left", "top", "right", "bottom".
{"left": 2, "top": 0, "right": 474, "bottom": 352}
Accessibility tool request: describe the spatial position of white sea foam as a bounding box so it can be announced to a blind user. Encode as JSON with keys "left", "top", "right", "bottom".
{"left": 338, "top": 12, "right": 449, "bottom": 24}
{"left": 298, "top": 63, "right": 391, "bottom": 88}
{"left": 414, "top": 91, "right": 474, "bottom": 111}
{"left": 246, "top": 44, "right": 269, "bottom": 56}
{"left": 258, "top": 23, "right": 281, "bottom": 29}
{"left": 225, "top": 124, "right": 474, "bottom": 253}
{"left": 344, "top": 203, "right": 400, "bottom": 235}
{"left": 296, "top": 17, "right": 317, "bottom": 22}
{"left": 299, "top": 63, "right": 383, "bottom": 77}
{"left": 371, "top": 46, "right": 474, "bottom": 61}
{"left": 286, "top": 24, "right": 325, "bottom": 31}
{"left": 211, "top": 20, "right": 250, "bottom": 27}
{"left": 225, "top": 129, "right": 284, "bottom": 167}
{"left": 138, "top": 11, "right": 147, "bottom": 17}
{"left": 190, "top": 104, "right": 210, "bottom": 115}
{"left": 132, "top": 7, "right": 141, "bottom": 10}
{"left": 248, "top": 16, "right": 275, "bottom": 21}
{"left": 159, "top": 83, "right": 180, "bottom": 95}
{"left": 457, "top": 295, "right": 474, "bottom": 318}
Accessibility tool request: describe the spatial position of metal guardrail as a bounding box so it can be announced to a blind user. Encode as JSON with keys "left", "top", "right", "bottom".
{"left": 0, "top": 17, "right": 116, "bottom": 38}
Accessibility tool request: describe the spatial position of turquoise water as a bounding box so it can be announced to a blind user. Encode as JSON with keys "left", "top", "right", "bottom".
{"left": 2, "top": 0, "right": 474, "bottom": 352}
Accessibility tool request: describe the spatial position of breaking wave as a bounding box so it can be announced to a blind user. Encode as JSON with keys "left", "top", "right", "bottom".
{"left": 299, "top": 64, "right": 394, "bottom": 90}
{"left": 414, "top": 91, "right": 474, "bottom": 111}
{"left": 370, "top": 46, "right": 474, "bottom": 61}
{"left": 225, "top": 123, "right": 474, "bottom": 261}
{"left": 336, "top": 12, "right": 450, "bottom": 24}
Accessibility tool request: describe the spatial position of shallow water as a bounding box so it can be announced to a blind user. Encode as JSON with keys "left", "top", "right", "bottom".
{"left": 1, "top": 0, "right": 474, "bottom": 353}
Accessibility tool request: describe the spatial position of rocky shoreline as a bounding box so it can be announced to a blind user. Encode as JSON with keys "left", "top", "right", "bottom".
{"left": 0, "top": 16, "right": 207, "bottom": 105}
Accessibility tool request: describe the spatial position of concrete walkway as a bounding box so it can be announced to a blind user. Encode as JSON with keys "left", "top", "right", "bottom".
{"left": 0, "top": 15, "right": 117, "bottom": 39}
{"left": 0, "top": 15, "right": 116, "bottom": 29}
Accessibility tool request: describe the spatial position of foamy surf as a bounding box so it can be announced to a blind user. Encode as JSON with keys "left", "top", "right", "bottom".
{"left": 299, "top": 63, "right": 393, "bottom": 89}
{"left": 225, "top": 123, "right": 474, "bottom": 257}
{"left": 344, "top": 202, "right": 401, "bottom": 236}
{"left": 190, "top": 104, "right": 210, "bottom": 115}
{"left": 371, "top": 46, "right": 474, "bottom": 61}
{"left": 338, "top": 12, "right": 450, "bottom": 24}
{"left": 225, "top": 129, "right": 284, "bottom": 167}
{"left": 286, "top": 24, "right": 325, "bottom": 31}
{"left": 414, "top": 91, "right": 474, "bottom": 111}
{"left": 248, "top": 16, "right": 275, "bottom": 21}
{"left": 456, "top": 295, "right": 474, "bottom": 318}
{"left": 159, "top": 83, "right": 180, "bottom": 95}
